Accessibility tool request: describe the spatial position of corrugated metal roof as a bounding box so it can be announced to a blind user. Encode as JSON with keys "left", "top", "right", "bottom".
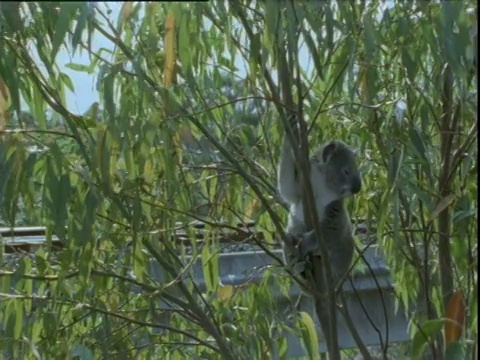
{"left": 0, "top": 222, "right": 260, "bottom": 253}
{"left": 0, "top": 227, "right": 62, "bottom": 253}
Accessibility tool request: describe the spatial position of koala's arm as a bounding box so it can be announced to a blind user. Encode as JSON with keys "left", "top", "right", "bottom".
{"left": 277, "top": 137, "right": 300, "bottom": 204}
{"left": 299, "top": 230, "right": 321, "bottom": 256}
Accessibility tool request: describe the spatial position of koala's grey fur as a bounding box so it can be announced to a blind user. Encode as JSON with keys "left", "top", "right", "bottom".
{"left": 278, "top": 137, "right": 361, "bottom": 292}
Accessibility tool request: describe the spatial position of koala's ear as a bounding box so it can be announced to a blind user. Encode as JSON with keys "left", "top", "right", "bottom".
{"left": 322, "top": 141, "right": 337, "bottom": 163}
{"left": 351, "top": 147, "right": 359, "bottom": 157}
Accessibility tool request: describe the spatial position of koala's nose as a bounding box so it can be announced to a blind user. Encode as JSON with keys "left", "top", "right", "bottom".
{"left": 351, "top": 177, "right": 362, "bottom": 194}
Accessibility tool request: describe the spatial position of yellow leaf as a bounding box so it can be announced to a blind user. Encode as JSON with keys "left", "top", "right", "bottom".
{"left": 444, "top": 290, "right": 466, "bottom": 346}
{"left": 164, "top": 10, "right": 177, "bottom": 87}
{"left": 0, "top": 77, "right": 10, "bottom": 132}
{"left": 119, "top": 2, "right": 134, "bottom": 28}
{"left": 358, "top": 66, "right": 367, "bottom": 103}
{"left": 428, "top": 193, "right": 456, "bottom": 223}
{"left": 172, "top": 131, "right": 183, "bottom": 164}
{"left": 244, "top": 198, "right": 260, "bottom": 219}
{"left": 143, "top": 159, "right": 153, "bottom": 183}
{"left": 217, "top": 285, "right": 234, "bottom": 302}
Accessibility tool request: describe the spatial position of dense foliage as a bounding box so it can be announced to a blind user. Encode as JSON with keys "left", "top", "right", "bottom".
{"left": 0, "top": 1, "right": 476, "bottom": 359}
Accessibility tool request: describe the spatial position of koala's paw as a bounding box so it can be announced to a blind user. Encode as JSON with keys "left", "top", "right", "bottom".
{"left": 299, "top": 230, "right": 320, "bottom": 257}
{"left": 292, "top": 259, "right": 307, "bottom": 274}
{"left": 283, "top": 233, "right": 304, "bottom": 255}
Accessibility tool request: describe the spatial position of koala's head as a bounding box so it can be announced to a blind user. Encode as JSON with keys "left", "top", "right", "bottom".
{"left": 311, "top": 140, "right": 362, "bottom": 198}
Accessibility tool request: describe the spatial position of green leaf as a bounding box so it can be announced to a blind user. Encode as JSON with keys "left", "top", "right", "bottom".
{"left": 60, "top": 72, "right": 75, "bottom": 92}
{"left": 178, "top": 12, "right": 191, "bottom": 70}
{"left": 441, "top": 2, "right": 463, "bottom": 31}
{"left": 14, "top": 302, "right": 23, "bottom": 339}
{"left": 52, "top": 2, "right": 80, "bottom": 59}
{"left": 0, "top": 55, "right": 21, "bottom": 111}
{"left": 5, "top": 301, "right": 16, "bottom": 338}
{"left": 445, "top": 341, "right": 465, "bottom": 360}
{"left": 25, "top": 337, "right": 42, "bottom": 360}
{"left": 35, "top": 249, "right": 48, "bottom": 275}
{"left": 0, "top": 2, "right": 23, "bottom": 33}
{"left": 97, "top": 126, "right": 111, "bottom": 191}
{"left": 408, "top": 125, "right": 434, "bottom": 183}
{"left": 402, "top": 48, "right": 418, "bottom": 82}
{"left": 201, "top": 243, "right": 219, "bottom": 293}
{"left": 298, "top": 311, "right": 320, "bottom": 360}
{"left": 5, "top": 299, "right": 25, "bottom": 341}
{"left": 13, "top": 253, "right": 27, "bottom": 283}
{"left": 302, "top": 29, "right": 324, "bottom": 81}
{"left": 133, "top": 235, "right": 147, "bottom": 283}
{"left": 248, "top": 33, "right": 262, "bottom": 83}
{"left": 412, "top": 319, "right": 444, "bottom": 360}
{"left": 71, "top": 3, "right": 89, "bottom": 54}
{"left": 387, "top": 148, "right": 404, "bottom": 188}
{"left": 286, "top": 4, "right": 300, "bottom": 60}
{"left": 103, "top": 74, "right": 116, "bottom": 120}
{"left": 43, "top": 311, "right": 57, "bottom": 344}
{"left": 264, "top": 0, "right": 279, "bottom": 49}
{"left": 65, "top": 63, "right": 94, "bottom": 74}
{"left": 363, "top": 13, "right": 377, "bottom": 59}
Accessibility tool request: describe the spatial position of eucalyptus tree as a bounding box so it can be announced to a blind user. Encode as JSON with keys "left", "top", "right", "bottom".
{"left": 0, "top": 1, "right": 476, "bottom": 359}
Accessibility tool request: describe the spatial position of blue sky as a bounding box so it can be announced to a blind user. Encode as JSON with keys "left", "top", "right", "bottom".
{"left": 56, "top": 3, "right": 120, "bottom": 114}
{"left": 58, "top": 2, "right": 393, "bottom": 114}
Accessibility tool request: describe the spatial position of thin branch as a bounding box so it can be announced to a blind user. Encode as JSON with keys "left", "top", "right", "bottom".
{"left": 0, "top": 292, "right": 220, "bottom": 352}
{"left": 0, "top": 128, "right": 76, "bottom": 139}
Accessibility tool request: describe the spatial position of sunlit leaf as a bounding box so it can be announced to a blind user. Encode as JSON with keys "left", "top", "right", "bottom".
{"left": 164, "top": 9, "right": 177, "bottom": 87}
{"left": 217, "top": 284, "right": 235, "bottom": 302}
{"left": 412, "top": 319, "right": 444, "bottom": 360}
{"left": 298, "top": 311, "right": 320, "bottom": 359}
{"left": 172, "top": 131, "right": 183, "bottom": 164}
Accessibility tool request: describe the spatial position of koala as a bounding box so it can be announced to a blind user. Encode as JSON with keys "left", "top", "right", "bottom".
{"left": 281, "top": 200, "right": 357, "bottom": 294}
{"left": 278, "top": 136, "right": 361, "bottom": 292}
